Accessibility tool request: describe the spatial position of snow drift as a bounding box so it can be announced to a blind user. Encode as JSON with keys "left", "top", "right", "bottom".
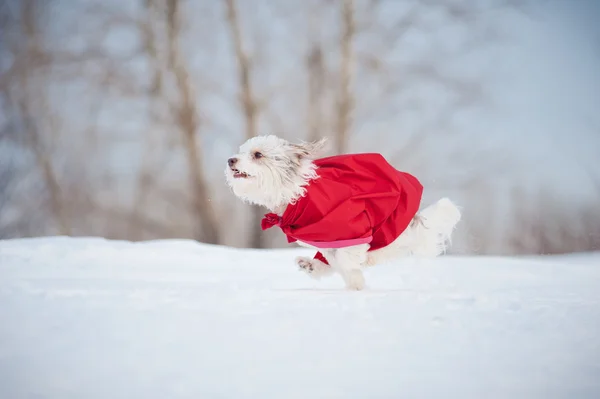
{"left": 1, "top": 237, "right": 599, "bottom": 398}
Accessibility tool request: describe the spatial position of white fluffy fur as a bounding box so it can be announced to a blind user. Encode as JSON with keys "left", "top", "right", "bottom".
{"left": 225, "top": 135, "right": 325, "bottom": 212}
{"left": 226, "top": 135, "right": 462, "bottom": 290}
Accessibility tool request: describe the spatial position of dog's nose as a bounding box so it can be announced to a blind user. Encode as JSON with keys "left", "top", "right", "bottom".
{"left": 228, "top": 157, "right": 238, "bottom": 167}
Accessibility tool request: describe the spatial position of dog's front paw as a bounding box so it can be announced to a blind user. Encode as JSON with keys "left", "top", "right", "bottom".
{"left": 296, "top": 256, "right": 315, "bottom": 272}
{"left": 296, "top": 256, "right": 333, "bottom": 280}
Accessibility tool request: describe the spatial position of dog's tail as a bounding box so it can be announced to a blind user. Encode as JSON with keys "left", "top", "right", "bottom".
{"left": 366, "top": 197, "right": 461, "bottom": 265}
{"left": 409, "top": 197, "right": 461, "bottom": 257}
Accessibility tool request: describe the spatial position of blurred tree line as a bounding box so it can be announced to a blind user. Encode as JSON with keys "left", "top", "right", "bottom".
{"left": 1, "top": 0, "right": 599, "bottom": 255}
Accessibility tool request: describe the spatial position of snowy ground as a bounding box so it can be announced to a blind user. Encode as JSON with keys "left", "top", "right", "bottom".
{"left": 1, "top": 237, "right": 599, "bottom": 399}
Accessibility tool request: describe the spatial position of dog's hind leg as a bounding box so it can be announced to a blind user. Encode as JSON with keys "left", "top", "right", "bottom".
{"left": 365, "top": 197, "right": 461, "bottom": 265}
{"left": 330, "top": 244, "right": 369, "bottom": 291}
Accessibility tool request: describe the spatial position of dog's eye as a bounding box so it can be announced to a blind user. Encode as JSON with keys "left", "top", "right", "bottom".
{"left": 253, "top": 152, "right": 263, "bottom": 159}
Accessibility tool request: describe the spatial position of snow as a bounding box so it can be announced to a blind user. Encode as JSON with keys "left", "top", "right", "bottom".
{"left": 1, "top": 237, "right": 599, "bottom": 399}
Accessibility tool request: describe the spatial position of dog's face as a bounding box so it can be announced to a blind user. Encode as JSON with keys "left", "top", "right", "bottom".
{"left": 225, "top": 135, "right": 326, "bottom": 210}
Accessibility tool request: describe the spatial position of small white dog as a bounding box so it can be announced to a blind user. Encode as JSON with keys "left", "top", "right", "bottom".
{"left": 225, "top": 135, "right": 461, "bottom": 290}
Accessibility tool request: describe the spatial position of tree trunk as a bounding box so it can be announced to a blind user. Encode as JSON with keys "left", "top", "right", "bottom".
{"left": 166, "top": 0, "right": 220, "bottom": 244}
{"left": 307, "top": 48, "right": 325, "bottom": 142}
{"left": 223, "top": 0, "right": 266, "bottom": 249}
{"left": 306, "top": 2, "right": 326, "bottom": 143}
{"left": 336, "top": 0, "right": 355, "bottom": 155}
{"left": 128, "top": 0, "right": 156, "bottom": 239}
{"left": 19, "top": 0, "right": 71, "bottom": 236}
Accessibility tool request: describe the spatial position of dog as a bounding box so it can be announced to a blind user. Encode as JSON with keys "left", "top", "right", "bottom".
{"left": 225, "top": 135, "right": 461, "bottom": 290}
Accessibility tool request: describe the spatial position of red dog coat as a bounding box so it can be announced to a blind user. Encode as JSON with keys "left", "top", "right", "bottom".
{"left": 261, "top": 153, "right": 423, "bottom": 265}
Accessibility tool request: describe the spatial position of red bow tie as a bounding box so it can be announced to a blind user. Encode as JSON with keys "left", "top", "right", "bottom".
{"left": 261, "top": 213, "right": 282, "bottom": 230}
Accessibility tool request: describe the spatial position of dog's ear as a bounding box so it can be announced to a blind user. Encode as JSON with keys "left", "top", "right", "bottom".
{"left": 289, "top": 137, "right": 329, "bottom": 160}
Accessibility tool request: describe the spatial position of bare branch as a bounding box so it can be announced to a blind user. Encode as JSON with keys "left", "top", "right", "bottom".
{"left": 305, "top": 1, "right": 327, "bottom": 143}
{"left": 165, "top": 0, "right": 220, "bottom": 244}
{"left": 335, "top": 0, "right": 355, "bottom": 154}
{"left": 14, "top": 0, "right": 71, "bottom": 235}
{"left": 127, "top": 0, "right": 165, "bottom": 239}
{"left": 223, "top": 0, "right": 267, "bottom": 248}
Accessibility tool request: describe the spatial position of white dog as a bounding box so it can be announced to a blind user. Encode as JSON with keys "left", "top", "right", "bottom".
{"left": 225, "top": 135, "right": 461, "bottom": 290}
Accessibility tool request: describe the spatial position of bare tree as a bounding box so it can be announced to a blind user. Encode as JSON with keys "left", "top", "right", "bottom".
{"left": 126, "top": 0, "right": 165, "bottom": 240}
{"left": 335, "top": 0, "right": 356, "bottom": 155}
{"left": 11, "top": 0, "right": 71, "bottom": 235}
{"left": 305, "top": 2, "right": 328, "bottom": 143}
{"left": 164, "top": 0, "right": 220, "bottom": 244}
{"left": 0, "top": 153, "right": 14, "bottom": 238}
{"left": 223, "top": 0, "right": 267, "bottom": 248}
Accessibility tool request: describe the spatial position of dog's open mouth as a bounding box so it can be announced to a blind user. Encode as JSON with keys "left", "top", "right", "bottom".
{"left": 232, "top": 169, "right": 250, "bottom": 179}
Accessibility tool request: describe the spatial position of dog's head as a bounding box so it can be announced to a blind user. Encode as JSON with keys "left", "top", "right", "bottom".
{"left": 225, "top": 135, "right": 328, "bottom": 210}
